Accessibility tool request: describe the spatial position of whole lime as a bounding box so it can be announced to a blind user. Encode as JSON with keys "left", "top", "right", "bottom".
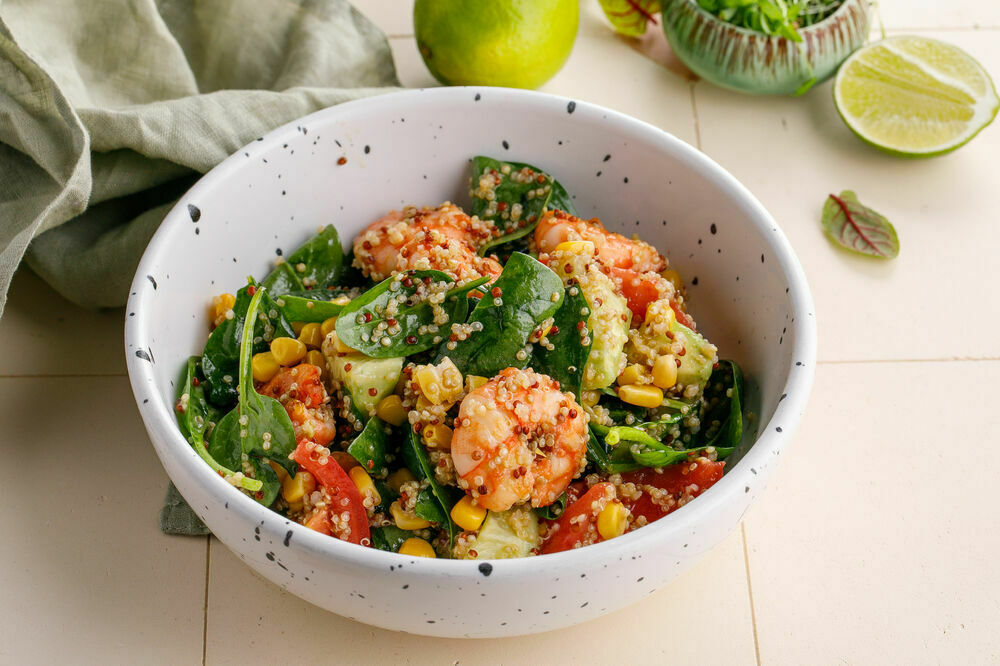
{"left": 413, "top": 0, "right": 579, "bottom": 89}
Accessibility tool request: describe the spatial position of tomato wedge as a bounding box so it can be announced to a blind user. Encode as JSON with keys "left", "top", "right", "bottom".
{"left": 619, "top": 459, "right": 724, "bottom": 528}
{"left": 610, "top": 267, "right": 695, "bottom": 328}
{"left": 293, "top": 439, "right": 371, "bottom": 546}
{"left": 540, "top": 482, "right": 615, "bottom": 555}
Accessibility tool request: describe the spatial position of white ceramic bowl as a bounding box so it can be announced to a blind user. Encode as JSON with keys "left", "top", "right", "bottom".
{"left": 125, "top": 87, "right": 815, "bottom": 638}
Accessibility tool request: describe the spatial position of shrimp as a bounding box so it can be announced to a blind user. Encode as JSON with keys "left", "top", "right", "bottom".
{"left": 353, "top": 202, "right": 503, "bottom": 283}
{"left": 258, "top": 363, "right": 336, "bottom": 447}
{"left": 534, "top": 209, "right": 666, "bottom": 274}
{"left": 451, "top": 367, "right": 588, "bottom": 512}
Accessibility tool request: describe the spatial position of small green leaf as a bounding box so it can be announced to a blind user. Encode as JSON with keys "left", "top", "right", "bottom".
{"left": 598, "top": 0, "right": 661, "bottom": 37}
{"left": 821, "top": 191, "right": 899, "bottom": 259}
{"left": 348, "top": 416, "right": 389, "bottom": 478}
{"left": 273, "top": 293, "right": 345, "bottom": 323}
{"left": 263, "top": 225, "right": 344, "bottom": 296}
{"left": 531, "top": 284, "right": 591, "bottom": 398}
{"left": 371, "top": 525, "right": 414, "bottom": 553}
{"left": 534, "top": 492, "right": 567, "bottom": 520}
{"left": 401, "top": 427, "right": 461, "bottom": 546}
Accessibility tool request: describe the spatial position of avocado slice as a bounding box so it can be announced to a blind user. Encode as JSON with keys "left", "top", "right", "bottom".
{"left": 671, "top": 321, "right": 715, "bottom": 389}
{"left": 461, "top": 505, "right": 540, "bottom": 560}
{"left": 328, "top": 354, "right": 403, "bottom": 420}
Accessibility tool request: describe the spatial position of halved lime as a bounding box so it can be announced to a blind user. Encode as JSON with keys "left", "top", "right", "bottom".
{"left": 834, "top": 36, "right": 999, "bottom": 157}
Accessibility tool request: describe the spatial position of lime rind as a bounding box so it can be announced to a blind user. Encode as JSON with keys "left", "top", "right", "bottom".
{"left": 834, "top": 36, "right": 999, "bottom": 157}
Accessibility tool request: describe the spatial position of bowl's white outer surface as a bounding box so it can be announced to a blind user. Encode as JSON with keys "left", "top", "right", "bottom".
{"left": 125, "top": 87, "right": 816, "bottom": 638}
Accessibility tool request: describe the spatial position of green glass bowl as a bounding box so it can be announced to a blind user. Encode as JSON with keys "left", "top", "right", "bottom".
{"left": 662, "top": 0, "right": 871, "bottom": 95}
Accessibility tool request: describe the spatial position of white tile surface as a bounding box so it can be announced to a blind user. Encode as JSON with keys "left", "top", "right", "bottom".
{"left": 695, "top": 32, "right": 1000, "bottom": 362}
{"left": 744, "top": 360, "right": 1000, "bottom": 664}
{"left": 205, "top": 529, "right": 756, "bottom": 665}
{"left": 0, "top": 376, "right": 205, "bottom": 663}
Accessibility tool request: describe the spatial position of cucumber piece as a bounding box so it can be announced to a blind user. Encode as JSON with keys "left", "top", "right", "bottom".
{"left": 328, "top": 354, "right": 403, "bottom": 420}
{"left": 461, "top": 506, "right": 540, "bottom": 560}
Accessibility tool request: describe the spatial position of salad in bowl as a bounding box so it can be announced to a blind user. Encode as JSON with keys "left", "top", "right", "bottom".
{"left": 174, "top": 156, "right": 743, "bottom": 560}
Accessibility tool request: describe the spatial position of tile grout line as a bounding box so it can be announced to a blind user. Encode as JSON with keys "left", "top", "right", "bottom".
{"left": 741, "top": 523, "right": 763, "bottom": 666}
{"left": 202, "top": 536, "right": 211, "bottom": 666}
{"left": 689, "top": 81, "right": 702, "bottom": 150}
{"left": 816, "top": 356, "right": 1000, "bottom": 365}
{"left": 0, "top": 372, "right": 129, "bottom": 378}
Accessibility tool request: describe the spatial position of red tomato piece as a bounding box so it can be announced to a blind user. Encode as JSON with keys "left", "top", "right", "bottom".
{"left": 258, "top": 363, "right": 326, "bottom": 409}
{"left": 292, "top": 439, "right": 371, "bottom": 546}
{"left": 620, "top": 460, "right": 724, "bottom": 528}
{"left": 540, "top": 482, "right": 615, "bottom": 555}
{"left": 610, "top": 268, "right": 660, "bottom": 324}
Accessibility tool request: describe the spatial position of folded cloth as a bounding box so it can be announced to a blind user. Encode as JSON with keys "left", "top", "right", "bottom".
{"left": 0, "top": 0, "right": 399, "bottom": 315}
{"left": 160, "top": 482, "right": 210, "bottom": 536}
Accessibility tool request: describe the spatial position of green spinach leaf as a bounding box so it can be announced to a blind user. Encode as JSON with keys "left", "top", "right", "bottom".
{"left": 336, "top": 270, "right": 489, "bottom": 358}
{"left": 371, "top": 525, "right": 414, "bottom": 553}
{"left": 263, "top": 225, "right": 344, "bottom": 296}
{"left": 546, "top": 178, "right": 577, "bottom": 216}
{"left": 274, "top": 293, "right": 346, "bottom": 323}
{"left": 201, "top": 282, "right": 296, "bottom": 407}
{"left": 439, "top": 252, "right": 563, "bottom": 377}
{"left": 696, "top": 359, "right": 745, "bottom": 449}
{"left": 176, "top": 356, "right": 262, "bottom": 492}
{"left": 531, "top": 283, "right": 591, "bottom": 398}
{"left": 534, "top": 492, "right": 567, "bottom": 520}
{"left": 347, "top": 416, "right": 389, "bottom": 478}
{"left": 261, "top": 262, "right": 304, "bottom": 297}
{"left": 400, "top": 426, "right": 461, "bottom": 546}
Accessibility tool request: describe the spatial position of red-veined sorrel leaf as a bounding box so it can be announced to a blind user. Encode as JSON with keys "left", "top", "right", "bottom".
{"left": 598, "top": 0, "right": 661, "bottom": 36}
{"left": 821, "top": 191, "right": 899, "bottom": 259}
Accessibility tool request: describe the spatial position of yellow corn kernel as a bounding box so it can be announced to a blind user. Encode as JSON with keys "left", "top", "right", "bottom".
{"left": 414, "top": 365, "right": 443, "bottom": 404}
{"left": 320, "top": 317, "right": 338, "bottom": 337}
{"left": 465, "top": 375, "right": 489, "bottom": 393}
{"left": 348, "top": 466, "right": 381, "bottom": 505}
{"left": 387, "top": 468, "right": 417, "bottom": 494}
{"left": 267, "top": 460, "right": 290, "bottom": 483}
{"left": 282, "top": 471, "right": 316, "bottom": 504}
{"left": 305, "top": 350, "right": 326, "bottom": 378}
{"left": 298, "top": 322, "right": 323, "bottom": 349}
{"left": 376, "top": 394, "right": 407, "bottom": 426}
{"left": 270, "top": 337, "right": 307, "bottom": 366}
{"left": 597, "top": 500, "right": 628, "bottom": 540}
{"left": 398, "top": 537, "right": 436, "bottom": 558}
{"left": 291, "top": 321, "right": 306, "bottom": 336}
{"left": 327, "top": 331, "right": 356, "bottom": 354}
{"left": 437, "top": 357, "right": 464, "bottom": 403}
{"left": 423, "top": 423, "right": 453, "bottom": 451}
{"left": 252, "top": 352, "right": 280, "bottom": 383}
{"left": 618, "top": 384, "right": 664, "bottom": 408}
{"left": 652, "top": 354, "right": 678, "bottom": 389}
{"left": 390, "top": 500, "right": 432, "bottom": 530}
{"left": 554, "top": 240, "right": 596, "bottom": 255}
{"left": 617, "top": 363, "right": 646, "bottom": 386}
{"left": 450, "top": 495, "right": 487, "bottom": 532}
{"left": 661, "top": 268, "right": 684, "bottom": 293}
{"left": 211, "top": 293, "right": 236, "bottom": 326}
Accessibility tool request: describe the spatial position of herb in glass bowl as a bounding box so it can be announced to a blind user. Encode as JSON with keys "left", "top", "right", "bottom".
{"left": 695, "top": 0, "right": 843, "bottom": 41}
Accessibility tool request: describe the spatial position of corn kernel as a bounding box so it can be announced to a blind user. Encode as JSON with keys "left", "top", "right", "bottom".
{"left": 597, "top": 500, "right": 628, "bottom": 540}
{"left": 423, "top": 423, "right": 453, "bottom": 450}
{"left": 387, "top": 468, "right": 416, "bottom": 493}
{"left": 305, "top": 350, "right": 326, "bottom": 379}
{"left": 327, "top": 331, "right": 356, "bottom": 354}
{"left": 618, "top": 384, "right": 664, "bottom": 408}
{"left": 390, "top": 500, "right": 431, "bottom": 530}
{"left": 661, "top": 268, "right": 684, "bottom": 293}
{"left": 267, "top": 460, "right": 289, "bottom": 483}
{"left": 450, "top": 495, "right": 487, "bottom": 532}
{"left": 414, "top": 366, "right": 443, "bottom": 404}
{"left": 652, "top": 354, "right": 678, "bottom": 389}
{"left": 291, "top": 321, "right": 306, "bottom": 336}
{"left": 270, "top": 337, "right": 307, "bottom": 366}
{"left": 617, "top": 363, "right": 646, "bottom": 386}
{"left": 211, "top": 293, "right": 236, "bottom": 326}
{"left": 320, "top": 317, "right": 338, "bottom": 337}
{"left": 554, "top": 240, "right": 596, "bottom": 255}
{"left": 348, "top": 466, "right": 380, "bottom": 505}
{"left": 282, "top": 471, "right": 316, "bottom": 504}
{"left": 298, "top": 322, "right": 323, "bottom": 349}
{"left": 465, "top": 375, "right": 489, "bottom": 393}
{"left": 376, "top": 394, "right": 407, "bottom": 426}
{"left": 252, "top": 352, "right": 280, "bottom": 383}
{"left": 437, "top": 357, "right": 464, "bottom": 402}
{"left": 398, "top": 537, "right": 436, "bottom": 558}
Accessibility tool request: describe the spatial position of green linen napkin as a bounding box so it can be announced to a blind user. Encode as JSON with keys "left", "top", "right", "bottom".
{"left": 0, "top": 0, "right": 400, "bottom": 315}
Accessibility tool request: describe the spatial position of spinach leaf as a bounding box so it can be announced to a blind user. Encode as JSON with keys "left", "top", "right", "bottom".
{"left": 696, "top": 359, "right": 745, "bottom": 449}
{"left": 587, "top": 424, "right": 642, "bottom": 474}
{"left": 534, "top": 492, "right": 567, "bottom": 520}
{"left": 400, "top": 426, "right": 461, "bottom": 546}
{"left": 439, "top": 252, "right": 563, "bottom": 377}
{"left": 176, "top": 356, "right": 262, "bottom": 492}
{"left": 371, "top": 525, "right": 413, "bottom": 553}
{"left": 546, "top": 178, "right": 577, "bottom": 216}
{"left": 347, "top": 416, "right": 389, "bottom": 478}
{"left": 531, "top": 282, "right": 591, "bottom": 398}
{"left": 336, "top": 270, "right": 489, "bottom": 358}
{"left": 274, "top": 293, "right": 345, "bottom": 323}
{"left": 631, "top": 445, "right": 736, "bottom": 468}
{"left": 209, "top": 287, "right": 299, "bottom": 506}
{"left": 595, "top": 422, "right": 736, "bottom": 470}
{"left": 248, "top": 456, "right": 282, "bottom": 507}
{"left": 263, "top": 225, "right": 344, "bottom": 296}
{"left": 201, "top": 282, "right": 296, "bottom": 407}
